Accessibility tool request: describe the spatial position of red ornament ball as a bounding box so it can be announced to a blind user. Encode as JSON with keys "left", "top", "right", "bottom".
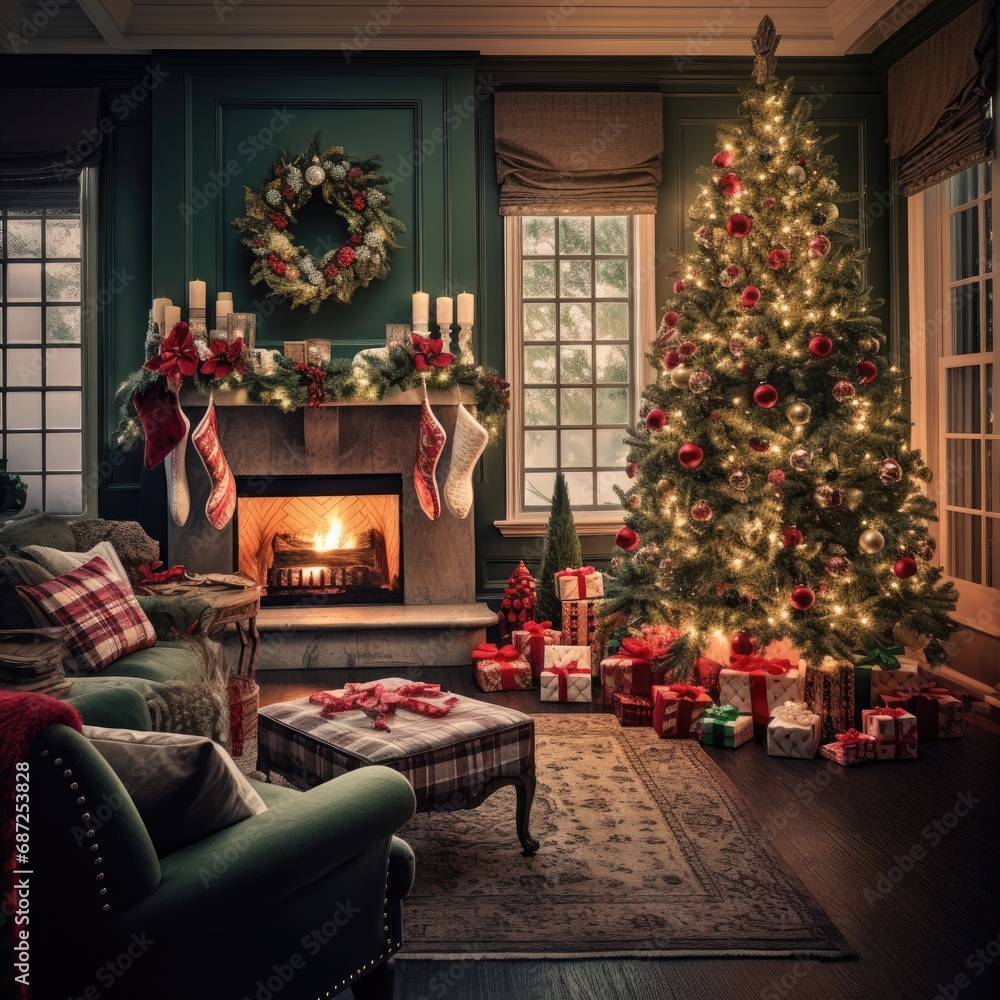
{"left": 832, "top": 379, "right": 856, "bottom": 402}
{"left": 808, "top": 234, "right": 832, "bottom": 257}
{"left": 781, "top": 526, "right": 804, "bottom": 548}
{"left": 893, "top": 556, "right": 918, "bottom": 579}
{"left": 726, "top": 213, "right": 753, "bottom": 239}
{"left": 739, "top": 295, "right": 756, "bottom": 312}
{"left": 857, "top": 360, "right": 878, "bottom": 383}
{"left": 323, "top": 263, "right": 339, "bottom": 281}
{"left": 731, "top": 630, "right": 756, "bottom": 656}
{"left": 826, "top": 556, "right": 851, "bottom": 576}
{"left": 790, "top": 585, "right": 816, "bottom": 610}
{"left": 808, "top": 335, "right": 834, "bottom": 357}
{"left": 645, "top": 408, "right": 668, "bottom": 431}
{"left": 678, "top": 341, "right": 698, "bottom": 359}
{"left": 719, "top": 173, "right": 743, "bottom": 198}
{"left": 749, "top": 437, "right": 770, "bottom": 453}
{"left": 664, "top": 349, "right": 681, "bottom": 370}
{"left": 678, "top": 442, "right": 704, "bottom": 468}
{"left": 663, "top": 310, "right": 678, "bottom": 328}
{"left": 625, "top": 461, "right": 638, "bottom": 479}
{"left": 753, "top": 383, "right": 779, "bottom": 408}
{"left": 712, "top": 150, "right": 734, "bottom": 168}
{"left": 673, "top": 280, "right": 686, "bottom": 293}
{"left": 691, "top": 500, "right": 714, "bottom": 522}
{"left": 615, "top": 526, "right": 640, "bottom": 551}
{"left": 767, "top": 248, "right": 791, "bottom": 270}
{"left": 768, "top": 469, "right": 786, "bottom": 485}
{"left": 726, "top": 263, "right": 741, "bottom": 277}
{"left": 741, "top": 285, "right": 761, "bottom": 304}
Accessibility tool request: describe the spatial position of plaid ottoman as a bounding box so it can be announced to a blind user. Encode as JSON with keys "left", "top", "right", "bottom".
{"left": 257, "top": 678, "right": 539, "bottom": 854}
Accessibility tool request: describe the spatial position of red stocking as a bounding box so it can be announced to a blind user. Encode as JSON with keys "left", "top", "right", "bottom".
{"left": 133, "top": 380, "right": 190, "bottom": 526}
{"left": 191, "top": 395, "right": 236, "bottom": 531}
{"left": 414, "top": 396, "right": 446, "bottom": 520}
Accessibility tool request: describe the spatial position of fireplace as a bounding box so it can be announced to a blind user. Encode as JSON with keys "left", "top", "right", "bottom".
{"left": 235, "top": 474, "right": 403, "bottom": 608}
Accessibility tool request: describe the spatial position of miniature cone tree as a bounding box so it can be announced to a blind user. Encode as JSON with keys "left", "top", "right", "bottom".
{"left": 536, "top": 471, "right": 583, "bottom": 626}
{"left": 602, "top": 17, "right": 959, "bottom": 681}
{"left": 498, "top": 560, "right": 537, "bottom": 639}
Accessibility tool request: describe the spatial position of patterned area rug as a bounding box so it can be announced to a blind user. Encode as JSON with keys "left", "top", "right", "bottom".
{"left": 394, "top": 714, "right": 854, "bottom": 960}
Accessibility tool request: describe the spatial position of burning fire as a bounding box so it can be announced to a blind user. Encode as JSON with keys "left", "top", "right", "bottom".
{"left": 311, "top": 516, "right": 355, "bottom": 552}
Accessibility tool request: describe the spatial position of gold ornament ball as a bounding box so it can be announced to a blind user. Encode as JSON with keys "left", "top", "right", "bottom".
{"left": 305, "top": 160, "right": 327, "bottom": 186}
{"left": 786, "top": 402, "right": 812, "bottom": 426}
{"left": 859, "top": 529, "right": 885, "bottom": 554}
{"left": 789, "top": 447, "right": 813, "bottom": 472}
{"left": 816, "top": 201, "right": 839, "bottom": 223}
{"left": 670, "top": 364, "right": 693, "bottom": 388}
{"left": 626, "top": 494, "right": 641, "bottom": 510}
{"left": 858, "top": 335, "right": 880, "bottom": 355}
{"left": 656, "top": 478, "right": 676, "bottom": 499}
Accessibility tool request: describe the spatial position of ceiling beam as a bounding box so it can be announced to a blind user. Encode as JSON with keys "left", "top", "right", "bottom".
{"left": 75, "top": 0, "right": 130, "bottom": 46}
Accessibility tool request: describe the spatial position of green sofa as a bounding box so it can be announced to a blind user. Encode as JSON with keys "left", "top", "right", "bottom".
{"left": 25, "top": 716, "right": 416, "bottom": 999}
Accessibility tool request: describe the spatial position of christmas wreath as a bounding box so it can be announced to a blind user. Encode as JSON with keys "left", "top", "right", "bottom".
{"left": 233, "top": 132, "right": 405, "bottom": 313}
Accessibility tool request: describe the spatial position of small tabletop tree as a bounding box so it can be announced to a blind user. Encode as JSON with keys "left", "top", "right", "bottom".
{"left": 537, "top": 471, "right": 583, "bottom": 625}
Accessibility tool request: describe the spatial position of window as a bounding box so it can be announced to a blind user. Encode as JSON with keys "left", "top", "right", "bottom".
{"left": 910, "top": 160, "right": 997, "bottom": 627}
{"left": 496, "top": 214, "right": 656, "bottom": 536}
{"left": 1, "top": 195, "right": 90, "bottom": 515}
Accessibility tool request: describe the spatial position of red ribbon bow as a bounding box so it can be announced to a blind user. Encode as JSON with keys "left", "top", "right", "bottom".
{"left": 555, "top": 566, "right": 597, "bottom": 599}
{"left": 412, "top": 333, "right": 454, "bottom": 370}
{"left": 667, "top": 683, "right": 707, "bottom": 700}
{"left": 835, "top": 728, "right": 872, "bottom": 745}
{"left": 620, "top": 637, "right": 655, "bottom": 660}
{"left": 875, "top": 706, "right": 908, "bottom": 718}
{"left": 471, "top": 642, "right": 521, "bottom": 661}
{"left": 729, "top": 654, "right": 795, "bottom": 676}
{"left": 524, "top": 620, "right": 553, "bottom": 634}
{"left": 144, "top": 321, "right": 200, "bottom": 383}
{"left": 549, "top": 661, "right": 589, "bottom": 700}
{"left": 309, "top": 681, "right": 458, "bottom": 732}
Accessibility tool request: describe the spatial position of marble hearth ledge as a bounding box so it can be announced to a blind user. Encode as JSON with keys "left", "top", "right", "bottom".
{"left": 230, "top": 603, "right": 497, "bottom": 679}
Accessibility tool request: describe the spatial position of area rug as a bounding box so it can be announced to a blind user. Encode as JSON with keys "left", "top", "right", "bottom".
{"left": 394, "top": 714, "right": 854, "bottom": 961}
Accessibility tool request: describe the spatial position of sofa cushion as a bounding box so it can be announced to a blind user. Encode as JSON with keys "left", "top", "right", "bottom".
{"left": 100, "top": 640, "right": 205, "bottom": 683}
{"left": 70, "top": 519, "right": 160, "bottom": 587}
{"left": 82, "top": 725, "right": 268, "bottom": 857}
{"left": 67, "top": 686, "right": 153, "bottom": 731}
{"left": 17, "top": 555, "right": 157, "bottom": 674}
{"left": 21, "top": 540, "right": 136, "bottom": 595}
{"left": 0, "top": 511, "right": 76, "bottom": 552}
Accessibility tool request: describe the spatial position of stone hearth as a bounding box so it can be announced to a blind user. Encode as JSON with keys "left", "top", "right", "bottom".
{"left": 169, "top": 389, "right": 494, "bottom": 674}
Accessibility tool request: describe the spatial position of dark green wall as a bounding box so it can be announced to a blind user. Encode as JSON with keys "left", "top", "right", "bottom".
{"left": 0, "top": 51, "right": 893, "bottom": 605}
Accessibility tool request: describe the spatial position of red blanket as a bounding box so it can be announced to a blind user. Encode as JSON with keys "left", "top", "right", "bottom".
{"left": 0, "top": 691, "right": 82, "bottom": 999}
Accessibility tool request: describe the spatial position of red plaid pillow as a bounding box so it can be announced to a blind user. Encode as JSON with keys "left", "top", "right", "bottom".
{"left": 17, "top": 555, "right": 156, "bottom": 673}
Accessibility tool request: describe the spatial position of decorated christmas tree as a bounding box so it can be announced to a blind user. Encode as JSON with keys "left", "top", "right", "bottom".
{"left": 537, "top": 471, "right": 583, "bottom": 625}
{"left": 498, "top": 560, "right": 537, "bottom": 639}
{"left": 603, "top": 17, "right": 959, "bottom": 681}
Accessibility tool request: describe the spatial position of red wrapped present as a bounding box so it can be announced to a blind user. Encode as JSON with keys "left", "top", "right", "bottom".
{"left": 719, "top": 654, "right": 803, "bottom": 725}
{"left": 651, "top": 683, "right": 714, "bottom": 738}
{"left": 878, "top": 684, "right": 966, "bottom": 739}
{"left": 819, "top": 728, "right": 877, "bottom": 765}
{"left": 599, "top": 636, "right": 656, "bottom": 705}
{"left": 511, "top": 620, "right": 562, "bottom": 681}
{"left": 561, "top": 600, "right": 600, "bottom": 671}
{"left": 555, "top": 565, "right": 604, "bottom": 600}
{"left": 862, "top": 706, "right": 918, "bottom": 759}
{"left": 804, "top": 657, "right": 855, "bottom": 742}
{"left": 471, "top": 642, "right": 532, "bottom": 692}
{"left": 612, "top": 691, "right": 653, "bottom": 727}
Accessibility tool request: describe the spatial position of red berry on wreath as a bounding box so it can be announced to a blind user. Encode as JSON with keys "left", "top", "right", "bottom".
{"left": 323, "top": 263, "right": 339, "bottom": 281}
{"left": 281, "top": 187, "right": 295, "bottom": 201}
{"left": 252, "top": 238, "right": 265, "bottom": 248}
{"left": 268, "top": 213, "right": 288, "bottom": 230}
{"left": 352, "top": 195, "right": 366, "bottom": 211}
{"left": 349, "top": 167, "right": 363, "bottom": 179}
{"left": 350, "top": 233, "right": 363, "bottom": 246}
{"left": 336, "top": 246, "right": 355, "bottom": 268}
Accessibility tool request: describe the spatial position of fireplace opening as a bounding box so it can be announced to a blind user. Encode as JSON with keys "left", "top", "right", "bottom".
{"left": 235, "top": 475, "right": 403, "bottom": 607}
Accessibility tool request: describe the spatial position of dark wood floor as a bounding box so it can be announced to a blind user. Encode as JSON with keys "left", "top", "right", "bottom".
{"left": 259, "top": 666, "right": 1000, "bottom": 1000}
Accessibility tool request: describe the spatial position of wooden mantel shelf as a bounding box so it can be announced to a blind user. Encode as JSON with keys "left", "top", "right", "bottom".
{"left": 180, "top": 385, "right": 476, "bottom": 407}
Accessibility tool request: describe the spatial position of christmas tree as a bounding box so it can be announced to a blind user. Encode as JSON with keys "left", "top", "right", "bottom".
{"left": 498, "top": 560, "right": 537, "bottom": 639}
{"left": 603, "top": 17, "right": 959, "bottom": 681}
{"left": 537, "top": 471, "right": 583, "bottom": 625}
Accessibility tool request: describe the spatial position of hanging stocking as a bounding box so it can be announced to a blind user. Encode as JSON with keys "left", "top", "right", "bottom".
{"left": 443, "top": 403, "right": 489, "bottom": 519}
{"left": 191, "top": 394, "right": 237, "bottom": 531}
{"left": 133, "top": 380, "right": 191, "bottom": 526}
{"left": 414, "top": 391, "right": 447, "bottom": 521}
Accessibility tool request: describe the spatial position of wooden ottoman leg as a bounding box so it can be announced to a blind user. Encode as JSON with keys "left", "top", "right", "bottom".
{"left": 513, "top": 765, "right": 539, "bottom": 856}
{"left": 351, "top": 957, "right": 395, "bottom": 1000}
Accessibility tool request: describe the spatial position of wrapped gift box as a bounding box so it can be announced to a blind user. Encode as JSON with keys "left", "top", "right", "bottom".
{"left": 803, "top": 657, "right": 855, "bottom": 742}
{"left": 599, "top": 637, "right": 657, "bottom": 705}
{"left": 652, "top": 693, "right": 678, "bottom": 737}
{"left": 819, "top": 729, "right": 877, "bottom": 765}
{"left": 561, "top": 600, "right": 601, "bottom": 672}
{"left": 854, "top": 646, "right": 921, "bottom": 726}
{"left": 511, "top": 621, "right": 562, "bottom": 681}
{"left": 862, "top": 707, "right": 918, "bottom": 759}
{"left": 878, "top": 685, "right": 966, "bottom": 739}
{"left": 555, "top": 566, "right": 604, "bottom": 601}
{"left": 766, "top": 700, "right": 823, "bottom": 759}
{"left": 540, "top": 645, "right": 593, "bottom": 702}
{"left": 471, "top": 642, "right": 532, "bottom": 692}
{"left": 612, "top": 691, "right": 653, "bottom": 727}
{"left": 719, "top": 654, "right": 803, "bottom": 725}
{"left": 699, "top": 706, "right": 754, "bottom": 748}
{"left": 651, "top": 683, "right": 714, "bottom": 738}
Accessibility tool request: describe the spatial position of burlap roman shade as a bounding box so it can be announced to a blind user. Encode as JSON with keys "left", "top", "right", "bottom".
{"left": 887, "top": 0, "right": 996, "bottom": 196}
{"left": 494, "top": 91, "right": 663, "bottom": 215}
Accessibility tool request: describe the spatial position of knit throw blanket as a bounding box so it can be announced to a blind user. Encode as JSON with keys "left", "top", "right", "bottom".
{"left": 0, "top": 691, "right": 82, "bottom": 999}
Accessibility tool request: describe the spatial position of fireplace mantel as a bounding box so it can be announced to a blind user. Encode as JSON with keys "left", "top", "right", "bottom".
{"left": 181, "top": 385, "right": 478, "bottom": 408}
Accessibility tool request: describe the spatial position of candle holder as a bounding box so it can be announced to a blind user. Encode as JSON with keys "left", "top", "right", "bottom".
{"left": 412, "top": 322, "right": 430, "bottom": 339}
{"left": 226, "top": 312, "right": 257, "bottom": 350}
{"left": 188, "top": 306, "right": 208, "bottom": 347}
{"left": 457, "top": 323, "right": 474, "bottom": 365}
{"left": 306, "top": 339, "right": 332, "bottom": 365}
{"left": 437, "top": 323, "right": 453, "bottom": 355}
{"left": 385, "top": 323, "right": 411, "bottom": 349}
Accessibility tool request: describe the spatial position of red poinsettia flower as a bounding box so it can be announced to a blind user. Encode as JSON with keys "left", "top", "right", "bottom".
{"left": 268, "top": 212, "right": 288, "bottom": 230}
{"left": 349, "top": 167, "right": 363, "bottom": 179}
{"left": 336, "top": 246, "right": 356, "bottom": 268}
{"left": 200, "top": 337, "right": 247, "bottom": 380}
{"left": 144, "top": 322, "right": 199, "bottom": 382}
{"left": 411, "top": 333, "right": 454, "bottom": 370}
{"left": 352, "top": 195, "right": 366, "bottom": 211}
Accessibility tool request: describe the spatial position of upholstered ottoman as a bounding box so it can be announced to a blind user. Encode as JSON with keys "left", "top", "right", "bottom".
{"left": 257, "top": 678, "right": 539, "bottom": 854}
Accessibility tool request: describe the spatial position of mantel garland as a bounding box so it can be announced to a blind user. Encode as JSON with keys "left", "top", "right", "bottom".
{"left": 232, "top": 132, "right": 405, "bottom": 313}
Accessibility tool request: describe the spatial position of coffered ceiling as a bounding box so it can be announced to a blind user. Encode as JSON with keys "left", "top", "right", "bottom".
{"left": 0, "top": 0, "right": 934, "bottom": 56}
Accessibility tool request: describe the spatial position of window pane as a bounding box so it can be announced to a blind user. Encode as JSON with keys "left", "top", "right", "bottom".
{"left": 46, "top": 218, "right": 81, "bottom": 258}
{"left": 524, "top": 388, "right": 556, "bottom": 426}
{"left": 6, "top": 392, "right": 41, "bottom": 429}
{"left": 946, "top": 438, "right": 982, "bottom": 508}
{"left": 951, "top": 284, "right": 980, "bottom": 354}
{"left": 560, "top": 388, "right": 592, "bottom": 425}
{"left": 562, "top": 471, "right": 594, "bottom": 507}
{"left": 523, "top": 302, "right": 556, "bottom": 341}
{"left": 595, "top": 216, "right": 627, "bottom": 255}
{"left": 596, "top": 344, "right": 629, "bottom": 383}
{"left": 524, "top": 471, "right": 556, "bottom": 508}
{"left": 989, "top": 438, "right": 1000, "bottom": 513}
{"left": 524, "top": 345, "right": 557, "bottom": 384}
{"left": 596, "top": 428, "right": 628, "bottom": 466}
{"left": 985, "top": 198, "right": 993, "bottom": 273}
{"left": 45, "top": 432, "right": 82, "bottom": 471}
{"left": 946, "top": 366, "right": 981, "bottom": 432}
{"left": 45, "top": 262, "right": 80, "bottom": 302}
{"left": 988, "top": 518, "right": 1000, "bottom": 587}
{"left": 44, "top": 474, "right": 83, "bottom": 515}
{"left": 7, "top": 307, "right": 41, "bottom": 343}
{"left": 7, "top": 263, "right": 41, "bottom": 301}
{"left": 5, "top": 433, "right": 42, "bottom": 470}
{"left": 949, "top": 167, "right": 978, "bottom": 208}
{"left": 988, "top": 363, "right": 995, "bottom": 434}
{"left": 596, "top": 259, "right": 628, "bottom": 297}
{"left": 45, "top": 390, "right": 82, "bottom": 429}
{"left": 596, "top": 301, "right": 629, "bottom": 339}
{"left": 559, "top": 217, "right": 591, "bottom": 255}
{"left": 7, "top": 348, "right": 42, "bottom": 386}
{"left": 596, "top": 386, "right": 629, "bottom": 423}
{"left": 560, "top": 345, "right": 592, "bottom": 383}
{"left": 523, "top": 259, "right": 555, "bottom": 298}
{"left": 597, "top": 469, "right": 629, "bottom": 505}
{"left": 522, "top": 217, "right": 555, "bottom": 256}
{"left": 560, "top": 429, "right": 593, "bottom": 468}
{"left": 947, "top": 511, "right": 982, "bottom": 583}
{"left": 524, "top": 429, "right": 556, "bottom": 468}
{"left": 987, "top": 279, "right": 994, "bottom": 354}
{"left": 559, "top": 302, "right": 591, "bottom": 341}
{"left": 45, "top": 348, "right": 81, "bottom": 386}
{"left": 949, "top": 207, "right": 979, "bottom": 281}
{"left": 559, "top": 259, "right": 591, "bottom": 298}
{"left": 7, "top": 220, "right": 41, "bottom": 257}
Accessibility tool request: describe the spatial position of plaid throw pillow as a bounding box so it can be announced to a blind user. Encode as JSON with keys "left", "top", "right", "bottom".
{"left": 17, "top": 555, "right": 157, "bottom": 673}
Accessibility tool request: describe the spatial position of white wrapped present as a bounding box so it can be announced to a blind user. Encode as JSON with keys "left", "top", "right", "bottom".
{"left": 541, "top": 645, "right": 593, "bottom": 702}
{"left": 719, "top": 654, "right": 804, "bottom": 724}
{"left": 554, "top": 566, "right": 604, "bottom": 601}
{"left": 766, "top": 700, "right": 823, "bottom": 759}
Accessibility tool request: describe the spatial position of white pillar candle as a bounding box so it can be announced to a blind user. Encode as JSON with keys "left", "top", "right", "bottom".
{"left": 412, "top": 291, "right": 429, "bottom": 326}
{"left": 215, "top": 299, "right": 234, "bottom": 328}
{"left": 152, "top": 297, "right": 171, "bottom": 331}
{"left": 189, "top": 279, "right": 207, "bottom": 308}
{"left": 163, "top": 305, "right": 182, "bottom": 332}
{"left": 457, "top": 292, "right": 474, "bottom": 325}
{"left": 436, "top": 296, "right": 453, "bottom": 326}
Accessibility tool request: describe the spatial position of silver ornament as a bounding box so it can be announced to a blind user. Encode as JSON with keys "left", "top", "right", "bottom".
{"left": 816, "top": 201, "right": 839, "bottom": 222}
{"left": 786, "top": 164, "right": 807, "bottom": 183}
{"left": 786, "top": 402, "right": 812, "bottom": 425}
{"left": 859, "top": 529, "right": 885, "bottom": 554}
{"left": 305, "top": 161, "right": 327, "bottom": 186}
{"left": 688, "top": 370, "right": 713, "bottom": 394}
{"left": 789, "top": 447, "right": 813, "bottom": 472}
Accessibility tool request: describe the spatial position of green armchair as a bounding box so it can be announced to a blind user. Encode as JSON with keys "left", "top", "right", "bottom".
{"left": 25, "top": 721, "right": 417, "bottom": 999}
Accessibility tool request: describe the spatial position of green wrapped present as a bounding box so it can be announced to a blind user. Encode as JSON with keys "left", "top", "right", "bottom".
{"left": 699, "top": 704, "right": 754, "bottom": 749}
